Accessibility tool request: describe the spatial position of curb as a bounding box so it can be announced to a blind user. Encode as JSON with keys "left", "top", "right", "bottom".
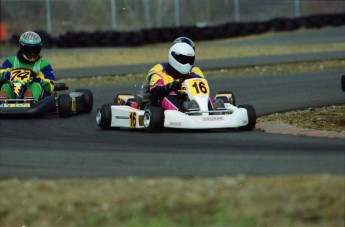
{"left": 256, "top": 121, "right": 345, "bottom": 139}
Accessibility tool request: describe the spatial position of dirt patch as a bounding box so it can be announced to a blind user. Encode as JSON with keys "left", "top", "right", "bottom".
{"left": 258, "top": 105, "right": 345, "bottom": 134}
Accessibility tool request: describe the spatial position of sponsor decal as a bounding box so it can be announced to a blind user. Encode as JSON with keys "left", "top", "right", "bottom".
{"left": 202, "top": 116, "right": 224, "bottom": 121}
{"left": 169, "top": 122, "right": 181, "bottom": 126}
{"left": 71, "top": 99, "right": 76, "bottom": 112}
{"left": 0, "top": 103, "right": 30, "bottom": 108}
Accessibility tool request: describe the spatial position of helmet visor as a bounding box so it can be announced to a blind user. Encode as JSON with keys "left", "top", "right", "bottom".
{"left": 21, "top": 44, "right": 41, "bottom": 60}
{"left": 172, "top": 51, "right": 195, "bottom": 65}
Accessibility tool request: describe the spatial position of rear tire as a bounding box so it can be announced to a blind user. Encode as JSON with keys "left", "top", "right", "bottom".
{"left": 341, "top": 75, "right": 345, "bottom": 92}
{"left": 96, "top": 103, "right": 113, "bottom": 130}
{"left": 238, "top": 105, "right": 256, "bottom": 131}
{"left": 75, "top": 89, "right": 93, "bottom": 113}
{"left": 144, "top": 107, "right": 164, "bottom": 132}
{"left": 58, "top": 94, "right": 71, "bottom": 118}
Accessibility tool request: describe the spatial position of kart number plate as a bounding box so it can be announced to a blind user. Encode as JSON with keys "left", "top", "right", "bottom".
{"left": 185, "top": 79, "right": 210, "bottom": 97}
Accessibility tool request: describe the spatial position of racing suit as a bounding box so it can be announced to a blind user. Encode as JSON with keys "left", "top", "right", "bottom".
{"left": 0, "top": 50, "right": 55, "bottom": 101}
{"left": 146, "top": 62, "right": 212, "bottom": 112}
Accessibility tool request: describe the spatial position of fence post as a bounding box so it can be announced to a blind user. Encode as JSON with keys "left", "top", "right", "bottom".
{"left": 111, "top": 0, "right": 116, "bottom": 30}
{"left": 174, "top": 0, "right": 180, "bottom": 27}
{"left": 46, "top": 0, "right": 52, "bottom": 34}
{"left": 234, "top": 0, "right": 240, "bottom": 22}
{"left": 294, "top": 0, "right": 301, "bottom": 17}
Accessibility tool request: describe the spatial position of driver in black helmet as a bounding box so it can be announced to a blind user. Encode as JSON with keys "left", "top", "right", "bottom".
{"left": 0, "top": 31, "right": 55, "bottom": 101}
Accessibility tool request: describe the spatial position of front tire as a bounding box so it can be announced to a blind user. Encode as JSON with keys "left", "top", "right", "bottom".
{"left": 341, "top": 75, "right": 345, "bottom": 92}
{"left": 58, "top": 94, "right": 71, "bottom": 118}
{"left": 143, "top": 107, "right": 164, "bottom": 132}
{"left": 75, "top": 89, "right": 93, "bottom": 113}
{"left": 239, "top": 105, "right": 256, "bottom": 131}
{"left": 96, "top": 103, "right": 113, "bottom": 130}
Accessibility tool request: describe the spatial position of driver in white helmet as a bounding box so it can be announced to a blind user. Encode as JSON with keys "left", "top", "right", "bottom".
{"left": 146, "top": 37, "right": 211, "bottom": 112}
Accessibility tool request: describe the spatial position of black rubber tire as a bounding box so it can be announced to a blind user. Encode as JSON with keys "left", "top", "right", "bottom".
{"left": 96, "top": 103, "right": 113, "bottom": 130}
{"left": 238, "top": 105, "right": 257, "bottom": 131}
{"left": 143, "top": 107, "right": 164, "bottom": 132}
{"left": 341, "top": 75, "right": 345, "bottom": 92}
{"left": 58, "top": 94, "right": 71, "bottom": 118}
{"left": 216, "top": 91, "right": 236, "bottom": 106}
{"left": 75, "top": 89, "right": 93, "bottom": 113}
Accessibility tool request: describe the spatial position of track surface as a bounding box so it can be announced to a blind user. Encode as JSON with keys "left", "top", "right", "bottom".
{"left": 0, "top": 27, "right": 344, "bottom": 178}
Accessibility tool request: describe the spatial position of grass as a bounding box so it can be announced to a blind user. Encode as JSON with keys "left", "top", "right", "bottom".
{"left": 1, "top": 30, "right": 344, "bottom": 227}
{"left": 1, "top": 175, "right": 344, "bottom": 227}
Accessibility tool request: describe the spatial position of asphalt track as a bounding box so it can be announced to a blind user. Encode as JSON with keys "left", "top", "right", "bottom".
{"left": 0, "top": 27, "right": 344, "bottom": 178}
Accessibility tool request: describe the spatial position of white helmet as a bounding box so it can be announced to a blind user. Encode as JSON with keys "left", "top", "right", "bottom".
{"left": 168, "top": 42, "right": 195, "bottom": 75}
{"left": 172, "top": 37, "right": 195, "bottom": 50}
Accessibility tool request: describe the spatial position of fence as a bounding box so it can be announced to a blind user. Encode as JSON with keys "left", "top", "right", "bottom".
{"left": 1, "top": 0, "right": 345, "bottom": 38}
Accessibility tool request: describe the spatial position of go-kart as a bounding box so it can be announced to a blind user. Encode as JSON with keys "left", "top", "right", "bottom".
{"left": 96, "top": 77, "right": 256, "bottom": 132}
{"left": 0, "top": 68, "right": 93, "bottom": 117}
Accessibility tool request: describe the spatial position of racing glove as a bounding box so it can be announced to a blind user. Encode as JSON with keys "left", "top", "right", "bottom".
{"left": 31, "top": 77, "right": 51, "bottom": 91}
{"left": 165, "top": 81, "right": 181, "bottom": 93}
{"left": 31, "top": 77, "right": 43, "bottom": 84}
{"left": 1, "top": 71, "right": 10, "bottom": 81}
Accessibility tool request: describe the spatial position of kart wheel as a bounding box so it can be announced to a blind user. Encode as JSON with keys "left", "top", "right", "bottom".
{"left": 96, "top": 103, "right": 113, "bottom": 130}
{"left": 238, "top": 105, "right": 256, "bottom": 131}
{"left": 75, "top": 89, "right": 93, "bottom": 113}
{"left": 341, "top": 75, "right": 345, "bottom": 92}
{"left": 144, "top": 107, "right": 164, "bottom": 132}
{"left": 58, "top": 94, "right": 71, "bottom": 118}
{"left": 215, "top": 91, "right": 236, "bottom": 106}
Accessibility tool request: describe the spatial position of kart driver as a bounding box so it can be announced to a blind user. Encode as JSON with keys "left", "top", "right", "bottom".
{"left": 0, "top": 31, "right": 55, "bottom": 101}
{"left": 146, "top": 37, "right": 214, "bottom": 112}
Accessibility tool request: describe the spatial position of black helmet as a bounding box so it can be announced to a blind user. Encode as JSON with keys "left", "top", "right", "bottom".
{"left": 19, "top": 31, "right": 42, "bottom": 62}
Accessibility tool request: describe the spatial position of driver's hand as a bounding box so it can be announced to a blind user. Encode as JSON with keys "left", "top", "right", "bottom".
{"left": 31, "top": 77, "right": 43, "bottom": 84}
{"left": 1, "top": 71, "right": 10, "bottom": 81}
{"left": 165, "top": 81, "right": 181, "bottom": 93}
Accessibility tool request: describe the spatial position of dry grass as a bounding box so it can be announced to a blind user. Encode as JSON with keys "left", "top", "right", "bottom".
{"left": 57, "top": 59, "right": 345, "bottom": 87}
{"left": 1, "top": 175, "right": 344, "bottom": 227}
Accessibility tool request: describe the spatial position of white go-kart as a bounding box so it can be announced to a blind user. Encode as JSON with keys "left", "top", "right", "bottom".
{"left": 96, "top": 78, "right": 256, "bottom": 132}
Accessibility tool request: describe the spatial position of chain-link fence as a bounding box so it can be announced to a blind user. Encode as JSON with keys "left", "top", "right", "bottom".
{"left": 1, "top": 0, "right": 345, "bottom": 38}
